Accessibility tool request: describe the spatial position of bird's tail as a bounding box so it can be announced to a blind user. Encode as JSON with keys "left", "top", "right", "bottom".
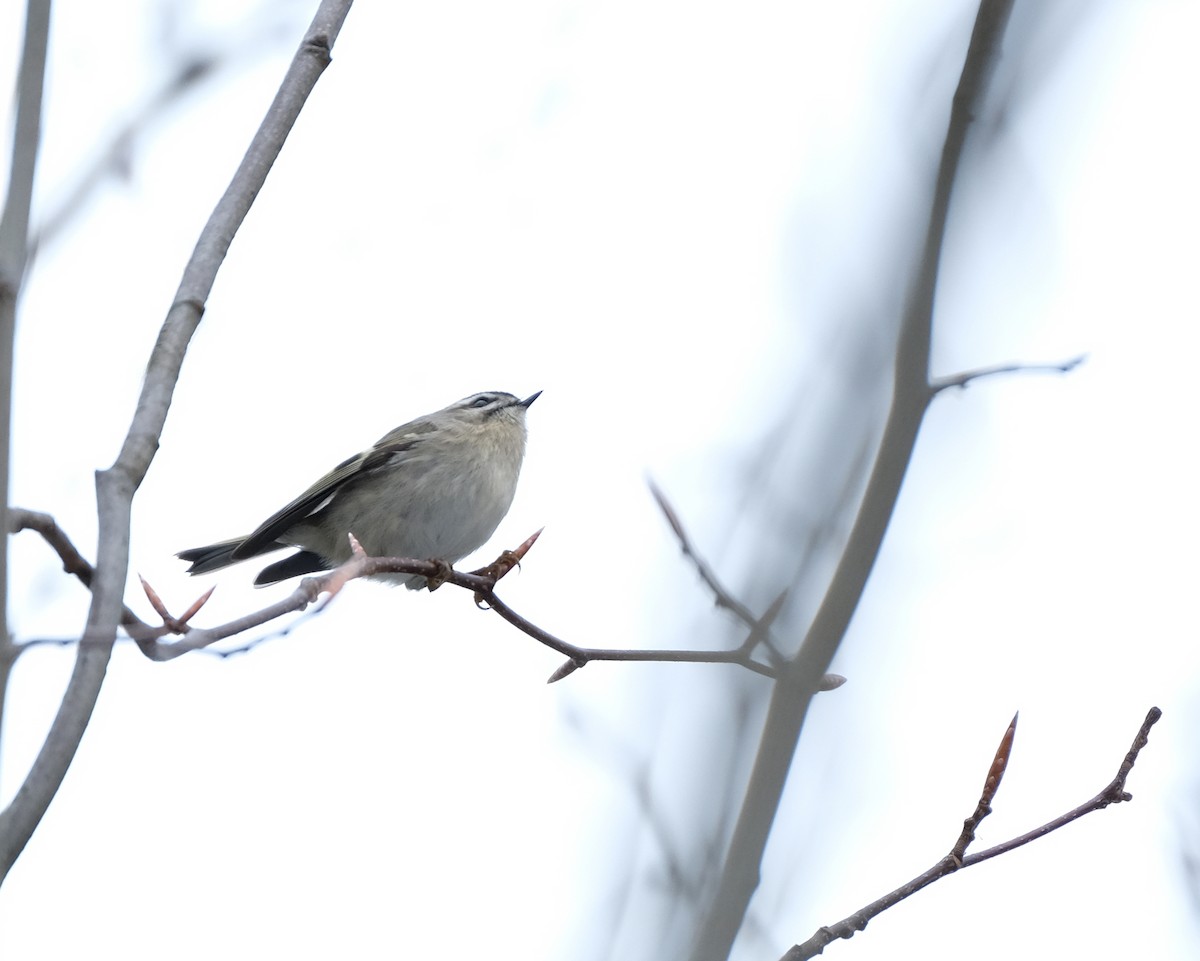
{"left": 178, "top": 538, "right": 253, "bottom": 575}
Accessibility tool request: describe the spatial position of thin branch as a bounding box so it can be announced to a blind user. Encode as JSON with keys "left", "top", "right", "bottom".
{"left": 5, "top": 509, "right": 168, "bottom": 650}
{"left": 5, "top": 512, "right": 491, "bottom": 661}
{"left": 960, "top": 707, "right": 1160, "bottom": 869}
{"left": 649, "top": 479, "right": 763, "bottom": 631}
{"left": 9, "top": 626, "right": 300, "bottom": 659}
{"left": 32, "top": 56, "right": 217, "bottom": 251}
{"left": 8, "top": 509, "right": 798, "bottom": 682}
{"left": 650, "top": 480, "right": 787, "bottom": 666}
{"left": 949, "top": 711, "right": 1018, "bottom": 862}
{"left": 0, "top": 0, "right": 53, "bottom": 786}
{"left": 931, "top": 354, "right": 1086, "bottom": 395}
{"left": 33, "top": 9, "right": 299, "bottom": 251}
{"left": 472, "top": 589, "right": 774, "bottom": 683}
{"left": 781, "top": 708, "right": 1162, "bottom": 961}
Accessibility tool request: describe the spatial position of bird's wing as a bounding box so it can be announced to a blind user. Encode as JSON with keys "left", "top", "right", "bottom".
{"left": 231, "top": 422, "right": 436, "bottom": 560}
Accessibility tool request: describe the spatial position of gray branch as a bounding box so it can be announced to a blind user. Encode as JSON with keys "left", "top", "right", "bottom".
{"left": 0, "top": 0, "right": 355, "bottom": 882}
{"left": 0, "top": 0, "right": 52, "bottom": 775}
{"left": 688, "top": 2, "right": 1020, "bottom": 957}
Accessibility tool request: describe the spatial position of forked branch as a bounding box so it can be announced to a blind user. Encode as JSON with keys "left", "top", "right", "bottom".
{"left": 780, "top": 708, "right": 1162, "bottom": 960}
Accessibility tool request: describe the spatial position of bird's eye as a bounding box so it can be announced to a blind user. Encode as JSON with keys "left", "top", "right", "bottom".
{"left": 470, "top": 395, "right": 493, "bottom": 409}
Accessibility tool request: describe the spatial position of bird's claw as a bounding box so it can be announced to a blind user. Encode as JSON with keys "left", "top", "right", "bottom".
{"left": 425, "top": 558, "right": 454, "bottom": 591}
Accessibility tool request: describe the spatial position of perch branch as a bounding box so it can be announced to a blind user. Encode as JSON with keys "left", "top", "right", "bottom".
{"left": 9, "top": 510, "right": 797, "bottom": 679}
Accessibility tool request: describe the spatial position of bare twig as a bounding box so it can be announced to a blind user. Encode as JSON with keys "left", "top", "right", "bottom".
{"left": 139, "top": 574, "right": 212, "bottom": 633}
{"left": 9, "top": 508, "right": 795, "bottom": 683}
{"left": 650, "top": 480, "right": 787, "bottom": 666}
{"left": 650, "top": 479, "right": 762, "bottom": 630}
{"left": 469, "top": 527, "right": 542, "bottom": 586}
{"left": 931, "top": 354, "right": 1086, "bottom": 395}
{"left": 960, "top": 707, "right": 1160, "bottom": 869}
{"left": 33, "top": 9, "right": 300, "bottom": 252}
{"left": 949, "top": 712, "right": 1018, "bottom": 862}
{"left": 7, "top": 508, "right": 174, "bottom": 654}
{"left": 33, "top": 57, "right": 219, "bottom": 252}
{"left": 781, "top": 708, "right": 1162, "bottom": 960}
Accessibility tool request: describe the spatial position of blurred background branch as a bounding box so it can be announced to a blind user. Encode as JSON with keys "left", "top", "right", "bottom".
{"left": 688, "top": 3, "right": 1021, "bottom": 956}
{"left": 0, "top": 0, "right": 51, "bottom": 803}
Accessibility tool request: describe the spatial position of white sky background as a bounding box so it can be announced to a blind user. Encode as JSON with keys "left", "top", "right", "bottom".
{"left": 2, "top": 1, "right": 1199, "bottom": 958}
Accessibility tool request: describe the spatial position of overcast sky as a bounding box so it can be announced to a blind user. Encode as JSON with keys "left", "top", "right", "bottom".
{"left": 2, "top": 1, "right": 1199, "bottom": 959}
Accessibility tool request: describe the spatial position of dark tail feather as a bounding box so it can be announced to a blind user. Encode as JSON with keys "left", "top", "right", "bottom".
{"left": 253, "top": 550, "right": 328, "bottom": 586}
{"left": 178, "top": 537, "right": 287, "bottom": 575}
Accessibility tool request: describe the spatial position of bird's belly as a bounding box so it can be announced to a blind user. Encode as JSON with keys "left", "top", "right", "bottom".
{"left": 295, "top": 460, "right": 517, "bottom": 570}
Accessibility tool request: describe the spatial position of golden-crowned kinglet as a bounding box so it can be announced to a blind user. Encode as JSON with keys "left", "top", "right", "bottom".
{"left": 179, "top": 390, "right": 539, "bottom": 588}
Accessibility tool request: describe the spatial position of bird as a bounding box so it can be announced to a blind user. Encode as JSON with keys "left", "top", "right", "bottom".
{"left": 178, "top": 390, "right": 539, "bottom": 589}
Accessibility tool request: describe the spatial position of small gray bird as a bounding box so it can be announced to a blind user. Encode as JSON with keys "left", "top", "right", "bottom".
{"left": 178, "top": 390, "right": 539, "bottom": 588}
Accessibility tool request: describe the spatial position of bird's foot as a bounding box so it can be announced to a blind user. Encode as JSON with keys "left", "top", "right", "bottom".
{"left": 470, "top": 549, "right": 523, "bottom": 584}
{"left": 425, "top": 558, "right": 454, "bottom": 591}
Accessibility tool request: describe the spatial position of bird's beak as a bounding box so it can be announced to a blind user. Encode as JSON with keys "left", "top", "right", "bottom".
{"left": 519, "top": 391, "right": 542, "bottom": 408}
